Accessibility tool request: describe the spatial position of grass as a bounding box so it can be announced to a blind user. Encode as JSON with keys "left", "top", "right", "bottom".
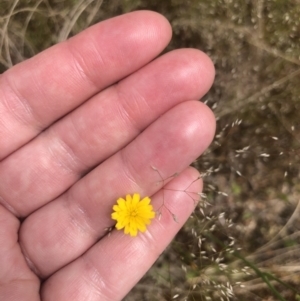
{"left": 1, "top": 0, "right": 300, "bottom": 300}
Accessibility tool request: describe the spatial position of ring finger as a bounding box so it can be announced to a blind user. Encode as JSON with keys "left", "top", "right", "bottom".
{"left": 19, "top": 100, "right": 215, "bottom": 278}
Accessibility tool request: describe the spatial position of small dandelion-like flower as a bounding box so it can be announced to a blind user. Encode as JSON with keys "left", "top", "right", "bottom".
{"left": 111, "top": 193, "right": 155, "bottom": 237}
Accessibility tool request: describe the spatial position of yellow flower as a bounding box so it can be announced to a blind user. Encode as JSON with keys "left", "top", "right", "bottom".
{"left": 111, "top": 193, "right": 155, "bottom": 237}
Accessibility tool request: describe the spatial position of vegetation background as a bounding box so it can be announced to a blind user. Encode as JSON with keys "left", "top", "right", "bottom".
{"left": 1, "top": 0, "right": 300, "bottom": 300}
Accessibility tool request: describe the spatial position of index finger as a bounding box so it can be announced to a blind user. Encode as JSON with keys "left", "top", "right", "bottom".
{"left": 0, "top": 11, "right": 171, "bottom": 160}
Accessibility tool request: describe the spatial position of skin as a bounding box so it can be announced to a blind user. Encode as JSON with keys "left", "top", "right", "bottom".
{"left": 0, "top": 11, "right": 216, "bottom": 301}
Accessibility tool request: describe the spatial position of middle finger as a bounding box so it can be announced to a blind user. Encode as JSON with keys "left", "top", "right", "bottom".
{"left": 0, "top": 49, "right": 214, "bottom": 217}
{"left": 20, "top": 100, "right": 215, "bottom": 278}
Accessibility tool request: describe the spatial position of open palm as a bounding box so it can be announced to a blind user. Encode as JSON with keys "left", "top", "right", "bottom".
{"left": 0, "top": 11, "right": 215, "bottom": 301}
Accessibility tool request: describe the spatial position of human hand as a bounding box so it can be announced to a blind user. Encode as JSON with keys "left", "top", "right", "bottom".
{"left": 0, "top": 11, "right": 215, "bottom": 301}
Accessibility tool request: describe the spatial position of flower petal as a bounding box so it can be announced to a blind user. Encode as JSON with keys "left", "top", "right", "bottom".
{"left": 129, "top": 221, "right": 138, "bottom": 236}
{"left": 116, "top": 198, "right": 126, "bottom": 210}
{"left": 138, "top": 197, "right": 151, "bottom": 207}
{"left": 135, "top": 217, "right": 147, "bottom": 232}
{"left": 111, "top": 212, "right": 120, "bottom": 220}
{"left": 132, "top": 193, "right": 140, "bottom": 206}
{"left": 138, "top": 207, "right": 155, "bottom": 219}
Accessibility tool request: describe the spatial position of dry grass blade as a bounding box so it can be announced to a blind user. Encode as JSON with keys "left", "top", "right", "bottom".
{"left": 19, "top": 0, "right": 44, "bottom": 54}
{"left": 0, "top": 0, "right": 20, "bottom": 67}
{"left": 58, "top": 0, "right": 103, "bottom": 42}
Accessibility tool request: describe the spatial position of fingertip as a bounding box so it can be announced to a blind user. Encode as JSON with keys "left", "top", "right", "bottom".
{"left": 197, "top": 100, "right": 217, "bottom": 148}
{"left": 165, "top": 100, "right": 216, "bottom": 159}
{"left": 198, "top": 49, "right": 216, "bottom": 87}
{"left": 151, "top": 48, "right": 215, "bottom": 101}
{"left": 180, "top": 48, "right": 215, "bottom": 98}
{"left": 108, "top": 10, "right": 172, "bottom": 53}
{"left": 130, "top": 10, "right": 173, "bottom": 42}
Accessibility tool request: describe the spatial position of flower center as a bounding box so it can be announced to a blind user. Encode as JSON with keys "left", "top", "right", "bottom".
{"left": 129, "top": 209, "right": 138, "bottom": 217}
